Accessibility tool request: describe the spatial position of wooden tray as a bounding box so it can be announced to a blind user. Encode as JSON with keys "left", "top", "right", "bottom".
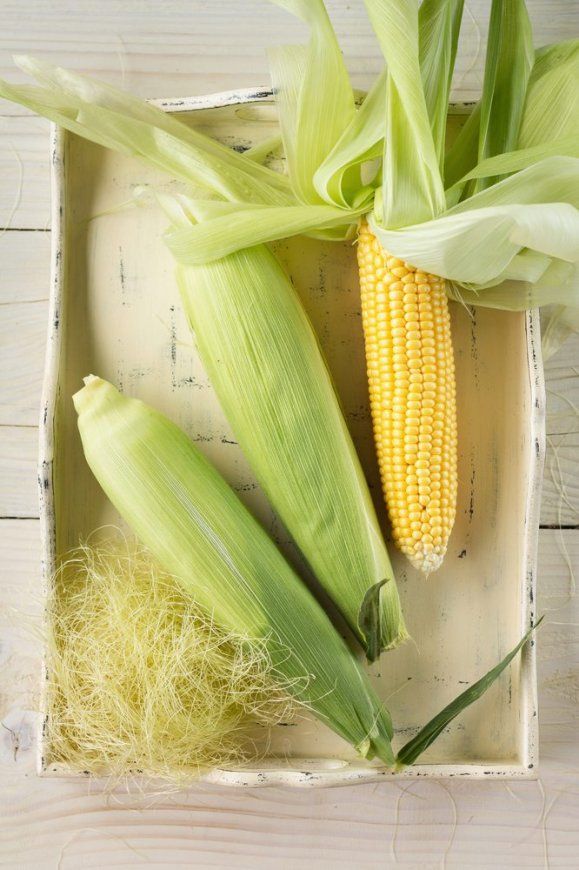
{"left": 38, "top": 89, "right": 545, "bottom": 786}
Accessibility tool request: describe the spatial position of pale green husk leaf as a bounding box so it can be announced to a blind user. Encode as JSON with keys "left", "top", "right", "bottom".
{"left": 519, "top": 40, "right": 579, "bottom": 148}
{"left": 371, "top": 161, "right": 579, "bottom": 287}
{"left": 445, "top": 39, "right": 579, "bottom": 190}
{"left": 363, "top": 0, "right": 446, "bottom": 226}
{"left": 396, "top": 618, "right": 542, "bottom": 768}
{"left": 445, "top": 137, "right": 579, "bottom": 207}
{"left": 444, "top": 103, "right": 481, "bottom": 189}
{"left": 473, "top": 0, "right": 533, "bottom": 191}
{"left": 313, "top": 69, "right": 387, "bottom": 209}
{"left": 443, "top": 0, "right": 534, "bottom": 198}
{"left": 165, "top": 202, "right": 363, "bottom": 263}
{"left": 419, "top": 0, "right": 465, "bottom": 167}
{"left": 268, "top": 0, "right": 356, "bottom": 204}
{"left": 2, "top": 56, "right": 293, "bottom": 206}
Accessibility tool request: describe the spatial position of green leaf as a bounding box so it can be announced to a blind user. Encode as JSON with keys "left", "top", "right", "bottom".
{"left": 244, "top": 134, "right": 283, "bottom": 164}
{"left": 449, "top": 260, "right": 579, "bottom": 311}
{"left": 304, "top": 0, "right": 466, "bottom": 211}
{"left": 363, "top": 0, "right": 445, "bottom": 227}
{"left": 444, "top": 103, "right": 481, "bottom": 189}
{"left": 519, "top": 40, "right": 579, "bottom": 148}
{"left": 449, "top": 156, "right": 579, "bottom": 211}
{"left": 313, "top": 70, "right": 387, "bottom": 209}
{"left": 164, "top": 202, "right": 363, "bottom": 264}
{"left": 358, "top": 579, "right": 389, "bottom": 664}
{"left": 268, "top": 0, "right": 356, "bottom": 204}
{"left": 419, "top": 0, "right": 465, "bottom": 167}
{"left": 396, "top": 617, "right": 544, "bottom": 768}
{"left": 2, "top": 57, "right": 293, "bottom": 206}
{"left": 474, "top": 0, "right": 534, "bottom": 190}
{"left": 371, "top": 157, "right": 579, "bottom": 286}
{"left": 446, "top": 136, "right": 579, "bottom": 207}
{"left": 445, "top": 40, "right": 579, "bottom": 191}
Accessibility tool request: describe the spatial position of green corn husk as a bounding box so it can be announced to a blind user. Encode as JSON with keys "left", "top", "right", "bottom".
{"left": 73, "top": 376, "right": 395, "bottom": 765}
{"left": 172, "top": 243, "right": 407, "bottom": 661}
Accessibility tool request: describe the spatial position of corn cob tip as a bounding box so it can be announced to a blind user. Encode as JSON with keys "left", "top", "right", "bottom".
{"left": 407, "top": 548, "right": 445, "bottom": 574}
{"left": 73, "top": 375, "right": 113, "bottom": 418}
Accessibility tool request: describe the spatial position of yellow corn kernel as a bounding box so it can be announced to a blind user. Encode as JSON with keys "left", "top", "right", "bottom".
{"left": 357, "top": 221, "right": 458, "bottom": 573}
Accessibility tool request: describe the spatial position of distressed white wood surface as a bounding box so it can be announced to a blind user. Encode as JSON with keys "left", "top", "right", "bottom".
{"left": 0, "top": 1, "right": 578, "bottom": 867}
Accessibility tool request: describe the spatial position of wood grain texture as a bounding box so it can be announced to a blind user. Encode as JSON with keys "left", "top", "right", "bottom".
{"left": 0, "top": 426, "right": 38, "bottom": 517}
{"left": 542, "top": 433, "right": 579, "bottom": 528}
{"left": 0, "top": 116, "right": 51, "bottom": 230}
{"left": 0, "top": 227, "right": 50, "bottom": 303}
{"left": 0, "top": 296, "right": 47, "bottom": 426}
{"left": 0, "top": 0, "right": 578, "bottom": 866}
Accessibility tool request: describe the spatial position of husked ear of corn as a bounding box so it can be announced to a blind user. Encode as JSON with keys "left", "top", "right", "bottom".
{"left": 357, "top": 221, "right": 458, "bottom": 573}
{"left": 73, "top": 376, "right": 395, "bottom": 766}
{"left": 175, "top": 244, "right": 407, "bottom": 660}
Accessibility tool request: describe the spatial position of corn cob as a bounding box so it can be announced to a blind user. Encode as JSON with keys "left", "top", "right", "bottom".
{"left": 73, "top": 376, "right": 395, "bottom": 765}
{"left": 357, "top": 221, "right": 458, "bottom": 573}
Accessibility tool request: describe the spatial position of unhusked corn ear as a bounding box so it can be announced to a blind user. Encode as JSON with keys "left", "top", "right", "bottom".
{"left": 176, "top": 245, "right": 407, "bottom": 660}
{"left": 73, "top": 376, "right": 395, "bottom": 766}
{"left": 356, "top": 222, "right": 458, "bottom": 574}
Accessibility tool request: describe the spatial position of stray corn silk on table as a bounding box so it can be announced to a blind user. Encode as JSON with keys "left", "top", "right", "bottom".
{"left": 73, "top": 376, "right": 538, "bottom": 772}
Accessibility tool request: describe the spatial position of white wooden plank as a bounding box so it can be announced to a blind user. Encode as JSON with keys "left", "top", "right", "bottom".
{"left": 0, "top": 426, "right": 38, "bottom": 518}
{"left": 538, "top": 530, "right": 579, "bottom": 764}
{"left": 545, "top": 333, "right": 579, "bottom": 380}
{"left": 0, "top": 298, "right": 46, "bottom": 426}
{"left": 547, "top": 372, "right": 579, "bottom": 438}
{"left": 0, "top": 116, "right": 51, "bottom": 230}
{"left": 542, "top": 322, "right": 579, "bottom": 528}
{"left": 0, "top": 229, "right": 50, "bottom": 303}
{"left": 0, "top": 521, "right": 577, "bottom": 869}
{"left": 542, "top": 433, "right": 579, "bottom": 528}
{"left": 0, "top": 1, "right": 376, "bottom": 101}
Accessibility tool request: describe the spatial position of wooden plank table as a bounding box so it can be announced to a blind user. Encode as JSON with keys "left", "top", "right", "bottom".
{"left": 1, "top": 2, "right": 578, "bottom": 867}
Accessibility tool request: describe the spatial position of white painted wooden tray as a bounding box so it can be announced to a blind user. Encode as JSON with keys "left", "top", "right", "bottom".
{"left": 38, "top": 89, "right": 545, "bottom": 787}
